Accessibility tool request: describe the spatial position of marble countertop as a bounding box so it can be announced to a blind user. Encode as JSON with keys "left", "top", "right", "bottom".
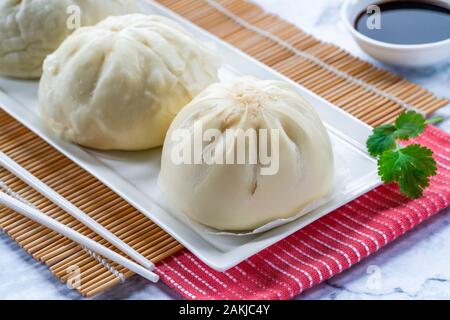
{"left": 1, "top": 0, "right": 450, "bottom": 300}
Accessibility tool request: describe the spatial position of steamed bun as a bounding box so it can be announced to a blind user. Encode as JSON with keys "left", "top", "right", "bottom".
{"left": 159, "top": 77, "right": 334, "bottom": 231}
{"left": 38, "top": 14, "right": 221, "bottom": 150}
{"left": 0, "top": 0, "right": 137, "bottom": 78}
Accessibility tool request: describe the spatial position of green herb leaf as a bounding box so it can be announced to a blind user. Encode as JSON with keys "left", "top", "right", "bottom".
{"left": 366, "top": 124, "right": 397, "bottom": 156}
{"left": 367, "top": 110, "right": 439, "bottom": 199}
{"left": 394, "top": 111, "right": 426, "bottom": 140}
{"left": 378, "top": 144, "right": 436, "bottom": 198}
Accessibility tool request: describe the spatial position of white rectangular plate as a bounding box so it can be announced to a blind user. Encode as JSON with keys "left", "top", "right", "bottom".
{"left": 0, "top": 0, "right": 381, "bottom": 271}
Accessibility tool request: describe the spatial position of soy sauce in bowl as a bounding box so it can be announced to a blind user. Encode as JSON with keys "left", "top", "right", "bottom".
{"left": 355, "top": 1, "right": 450, "bottom": 45}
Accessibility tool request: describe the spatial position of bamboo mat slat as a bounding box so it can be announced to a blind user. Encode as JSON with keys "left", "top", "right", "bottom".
{"left": 0, "top": 0, "right": 448, "bottom": 297}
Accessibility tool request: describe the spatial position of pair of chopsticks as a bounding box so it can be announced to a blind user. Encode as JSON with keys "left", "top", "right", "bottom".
{"left": 0, "top": 151, "right": 159, "bottom": 283}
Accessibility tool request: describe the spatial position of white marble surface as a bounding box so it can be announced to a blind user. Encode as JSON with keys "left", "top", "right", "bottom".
{"left": 1, "top": 0, "right": 450, "bottom": 300}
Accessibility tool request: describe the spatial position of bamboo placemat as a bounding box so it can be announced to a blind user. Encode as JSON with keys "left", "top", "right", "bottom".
{"left": 0, "top": 0, "right": 448, "bottom": 298}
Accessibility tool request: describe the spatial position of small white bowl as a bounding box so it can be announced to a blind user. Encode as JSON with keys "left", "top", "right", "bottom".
{"left": 341, "top": 0, "right": 450, "bottom": 67}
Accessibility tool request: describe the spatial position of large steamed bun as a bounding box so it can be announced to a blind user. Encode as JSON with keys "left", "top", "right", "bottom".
{"left": 159, "top": 77, "right": 335, "bottom": 231}
{"left": 38, "top": 14, "right": 221, "bottom": 150}
{"left": 0, "top": 0, "right": 137, "bottom": 78}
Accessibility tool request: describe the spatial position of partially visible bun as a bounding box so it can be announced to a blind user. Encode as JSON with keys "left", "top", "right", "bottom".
{"left": 0, "top": 0, "right": 137, "bottom": 78}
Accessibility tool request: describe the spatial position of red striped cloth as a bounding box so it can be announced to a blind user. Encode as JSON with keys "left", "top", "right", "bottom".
{"left": 155, "top": 125, "right": 450, "bottom": 300}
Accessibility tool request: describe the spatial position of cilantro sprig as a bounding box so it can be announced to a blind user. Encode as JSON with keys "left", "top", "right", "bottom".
{"left": 366, "top": 111, "right": 441, "bottom": 199}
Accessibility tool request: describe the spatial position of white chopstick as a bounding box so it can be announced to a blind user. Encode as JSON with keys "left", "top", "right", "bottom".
{"left": 0, "top": 190, "right": 159, "bottom": 283}
{"left": 0, "top": 151, "right": 154, "bottom": 271}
